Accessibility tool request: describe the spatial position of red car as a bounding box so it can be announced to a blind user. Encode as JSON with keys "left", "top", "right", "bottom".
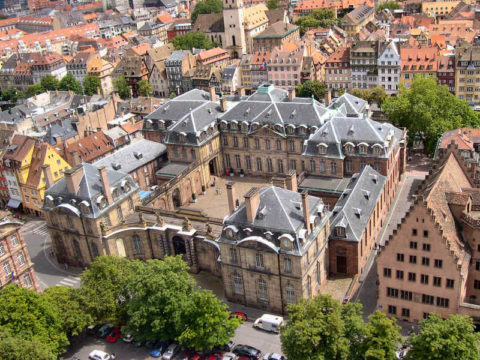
{"left": 106, "top": 328, "right": 122, "bottom": 343}
{"left": 230, "top": 312, "right": 248, "bottom": 322}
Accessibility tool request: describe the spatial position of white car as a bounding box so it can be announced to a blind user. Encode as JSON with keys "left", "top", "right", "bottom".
{"left": 222, "top": 353, "right": 238, "bottom": 360}
{"left": 162, "top": 343, "right": 180, "bottom": 360}
{"left": 263, "top": 353, "right": 285, "bottom": 360}
{"left": 89, "top": 350, "right": 111, "bottom": 360}
{"left": 122, "top": 334, "right": 133, "bottom": 343}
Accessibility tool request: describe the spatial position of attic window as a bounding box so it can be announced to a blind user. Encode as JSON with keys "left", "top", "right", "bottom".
{"left": 134, "top": 152, "right": 143, "bottom": 159}
{"left": 336, "top": 226, "right": 345, "bottom": 237}
{"left": 257, "top": 206, "right": 267, "bottom": 219}
{"left": 362, "top": 190, "right": 370, "bottom": 200}
{"left": 354, "top": 208, "right": 362, "bottom": 218}
{"left": 371, "top": 174, "right": 378, "bottom": 183}
{"left": 318, "top": 143, "right": 328, "bottom": 155}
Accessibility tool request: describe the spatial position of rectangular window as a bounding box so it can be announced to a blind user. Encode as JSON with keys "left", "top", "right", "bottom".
{"left": 409, "top": 255, "right": 417, "bottom": 264}
{"left": 290, "top": 160, "right": 296, "bottom": 171}
{"left": 402, "top": 308, "right": 410, "bottom": 317}
{"left": 433, "top": 276, "right": 441, "bottom": 287}
{"left": 276, "top": 140, "right": 281, "bottom": 150}
{"left": 387, "top": 287, "right": 399, "bottom": 298}
{"left": 116, "top": 207, "right": 123, "bottom": 220}
{"left": 408, "top": 272, "right": 416, "bottom": 282}
{"left": 286, "top": 285, "right": 295, "bottom": 304}
{"left": 104, "top": 215, "right": 111, "bottom": 227}
{"left": 11, "top": 236, "right": 18, "bottom": 247}
{"left": 476, "top": 261, "right": 480, "bottom": 271}
{"left": 2, "top": 262, "right": 11, "bottom": 275}
{"left": 388, "top": 305, "right": 397, "bottom": 315}
{"left": 245, "top": 156, "right": 251, "bottom": 170}
{"left": 331, "top": 162, "right": 337, "bottom": 174}
{"left": 474, "top": 280, "right": 480, "bottom": 289}
{"left": 421, "top": 274, "right": 429, "bottom": 284}
{"left": 265, "top": 139, "right": 270, "bottom": 150}
{"left": 266, "top": 158, "right": 273, "bottom": 172}
{"left": 319, "top": 161, "right": 326, "bottom": 173}
{"left": 225, "top": 154, "right": 231, "bottom": 169}
{"left": 24, "top": 274, "right": 32, "bottom": 287}
{"left": 243, "top": 137, "right": 249, "bottom": 149}
{"left": 284, "top": 257, "right": 292, "bottom": 273}
{"left": 396, "top": 270, "right": 404, "bottom": 279}
{"left": 233, "top": 136, "right": 238, "bottom": 148}
{"left": 446, "top": 279, "right": 455, "bottom": 288}
{"left": 277, "top": 159, "right": 284, "bottom": 173}
{"left": 423, "top": 230, "right": 429, "bottom": 237}
{"left": 310, "top": 160, "right": 315, "bottom": 173}
{"left": 16, "top": 253, "right": 24, "bottom": 266}
{"left": 422, "top": 294, "right": 434, "bottom": 305}
{"left": 434, "top": 259, "right": 443, "bottom": 268}
{"left": 255, "top": 253, "right": 264, "bottom": 268}
{"left": 233, "top": 273, "right": 243, "bottom": 295}
{"left": 400, "top": 290, "right": 413, "bottom": 301}
{"left": 410, "top": 241, "right": 417, "bottom": 249}
{"left": 423, "top": 243, "right": 431, "bottom": 251}
{"left": 412, "top": 229, "right": 417, "bottom": 236}
{"left": 254, "top": 138, "right": 260, "bottom": 150}
{"left": 128, "top": 198, "right": 134, "bottom": 211}
{"left": 397, "top": 253, "right": 404, "bottom": 262}
{"left": 235, "top": 155, "right": 241, "bottom": 168}
{"left": 289, "top": 140, "right": 295, "bottom": 152}
{"left": 383, "top": 267, "right": 392, "bottom": 278}
{"left": 230, "top": 248, "right": 238, "bottom": 264}
{"left": 223, "top": 136, "right": 229, "bottom": 146}
{"left": 422, "top": 257, "right": 430, "bottom": 266}
{"left": 256, "top": 158, "right": 262, "bottom": 171}
{"left": 0, "top": 244, "right": 4, "bottom": 256}
{"left": 436, "top": 297, "right": 449, "bottom": 308}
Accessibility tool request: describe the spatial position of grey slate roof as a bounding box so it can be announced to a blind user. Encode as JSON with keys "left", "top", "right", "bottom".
{"left": 44, "top": 119, "right": 78, "bottom": 146}
{"left": 329, "top": 166, "right": 386, "bottom": 242}
{"left": 329, "top": 93, "right": 368, "bottom": 117}
{"left": 222, "top": 66, "right": 237, "bottom": 81}
{"left": 44, "top": 163, "right": 138, "bottom": 219}
{"left": 165, "top": 50, "right": 190, "bottom": 64}
{"left": 0, "top": 105, "right": 32, "bottom": 124}
{"left": 104, "top": 127, "right": 128, "bottom": 141}
{"left": 220, "top": 186, "right": 330, "bottom": 256}
{"left": 94, "top": 139, "right": 166, "bottom": 174}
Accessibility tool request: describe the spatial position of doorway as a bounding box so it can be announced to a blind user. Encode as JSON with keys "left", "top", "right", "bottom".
{"left": 172, "top": 188, "right": 181, "bottom": 208}
{"left": 172, "top": 236, "right": 187, "bottom": 256}
{"left": 209, "top": 158, "right": 217, "bottom": 175}
{"left": 336, "top": 256, "right": 347, "bottom": 274}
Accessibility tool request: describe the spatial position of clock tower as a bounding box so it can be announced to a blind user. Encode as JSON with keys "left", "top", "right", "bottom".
{"left": 222, "top": 0, "right": 247, "bottom": 58}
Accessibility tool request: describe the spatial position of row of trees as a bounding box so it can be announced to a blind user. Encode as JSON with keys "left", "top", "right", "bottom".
{"left": 26, "top": 74, "right": 101, "bottom": 97}
{"left": 173, "top": 32, "right": 219, "bottom": 51}
{"left": 295, "top": 80, "right": 327, "bottom": 101}
{"left": 0, "top": 256, "right": 240, "bottom": 360}
{"left": 281, "top": 295, "right": 480, "bottom": 360}
{"left": 113, "top": 77, "right": 153, "bottom": 99}
{"left": 294, "top": 8, "right": 339, "bottom": 36}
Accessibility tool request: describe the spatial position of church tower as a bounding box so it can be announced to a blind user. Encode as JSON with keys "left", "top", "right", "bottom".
{"left": 222, "top": 0, "right": 247, "bottom": 58}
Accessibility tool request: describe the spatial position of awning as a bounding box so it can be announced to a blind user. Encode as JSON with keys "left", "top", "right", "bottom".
{"left": 7, "top": 199, "right": 21, "bottom": 209}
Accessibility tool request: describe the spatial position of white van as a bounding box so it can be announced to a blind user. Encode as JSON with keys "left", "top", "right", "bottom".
{"left": 253, "top": 314, "right": 284, "bottom": 333}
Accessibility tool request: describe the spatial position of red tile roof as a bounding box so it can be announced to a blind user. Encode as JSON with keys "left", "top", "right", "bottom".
{"left": 64, "top": 131, "right": 114, "bottom": 165}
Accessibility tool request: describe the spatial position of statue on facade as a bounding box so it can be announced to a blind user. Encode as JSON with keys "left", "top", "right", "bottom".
{"left": 99, "top": 221, "right": 107, "bottom": 235}
{"left": 155, "top": 210, "right": 165, "bottom": 227}
{"left": 182, "top": 217, "right": 193, "bottom": 231}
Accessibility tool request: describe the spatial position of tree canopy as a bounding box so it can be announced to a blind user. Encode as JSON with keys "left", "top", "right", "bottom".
{"left": 0, "top": 328, "right": 56, "bottom": 360}
{"left": 350, "top": 86, "right": 387, "bottom": 106}
{"left": 296, "top": 80, "right": 327, "bottom": 101}
{"left": 59, "top": 74, "right": 83, "bottom": 94}
{"left": 294, "top": 8, "right": 337, "bottom": 36}
{"left": 137, "top": 79, "right": 153, "bottom": 97}
{"left": 382, "top": 76, "right": 480, "bottom": 154}
{"left": 267, "top": 0, "right": 280, "bottom": 9}
{"left": 26, "top": 83, "right": 44, "bottom": 97}
{"left": 83, "top": 75, "right": 101, "bottom": 96}
{"left": 173, "top": 32, "right": 217, "bottom": 51}
{"left": 40, "top": 75, "right": 60, "bottom": 91}
{"left": 191, "top": 0, "right": 223, "bottom": 24}
{"left": 405, "top": 313, "right": 480, "bottom": 360}
{"left": 377, "top": 1, "right": 401, "bottom": 11}
{"left": 362, "top": 311, "right": 401, "bottom": 360}
{"left": 0, "top": 285, "right": 68, "bottom": 355}
{"left": 113, "top": 76, "right": 131, "bottom": 99}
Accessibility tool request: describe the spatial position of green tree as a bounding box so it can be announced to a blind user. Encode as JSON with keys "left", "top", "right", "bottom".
{"left": 124, "top": 256, "right": 196, "bottom": 342}
{"left": 341, "top": 302, "right": 366, "bottom": 360}
{"left": 362, "top": 311, "right": 401, "bottom": 360}
{"left": 59, "top": 73, "right": 83, "bottom": 94}
{"left": 350, "top": 86, "right": 386, "bottom": 106}
{"left": 337, "top": 87, "right": 346, "bottom": 96}
{"left": 294, "top": 9, "right": 337, "bottom": 35}
{"left": 83, "top": 75, "right": 101, "bottom": 96}
{"left": 280, "top": 295, "right": 349, "bottom": 360}
{"left": 382, "top": 75, "right": 480, "bottom": 154}
{"left": 377, "top": 1, "right": 401, "bottom": 11}
{"left": 177, "top": 289, "right": 241, "bottom": 351}
{"left": 0, "top": 285, "right": 68, "bottom": 355}
{"left": 169, "top": 92, "right": 177, "bottom": 99}
{"left": 405, "top": 314, "right": 480, "bottom": 360}
{"left": 295, "top": 80, "right": 327, "bottom": 101}
{"left": 113, "top": 76, "right": 131, "bottom": 99}
{"left": 79, "top": 256, "right": 133, "bottom": 325}
{"left": 173, "top": 32, "right": 216, "bottom": 51}
{"left": 40, "top": 75, "right": 59, "bottom": 91}
{"left": 191, "top": 0, "right": 223, "bottom": 24}
{"left": 42, "top": 286, "right": 92, "bottom": 337}
{"left": 0, "top": 328, "right": 56, "bottom": 360}
{"left": 137, "top": 79, "right": 153, "bottom": 97}
{"left": 267, "top": 0, "right": 280, "bottom": 9}
{"left": 26, "top": 83, "right": 44, "bottom": 97}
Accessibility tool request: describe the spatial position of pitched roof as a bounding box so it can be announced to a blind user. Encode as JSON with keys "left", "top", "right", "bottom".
{"left": 192, "top": 13, "right": 224, "bottom": 33}
{"left": 254, "top": 21, "right": 298, "bottom": 39}
{"left": 342, "top": 5, "right": 374, "bottom": 26}
{"left": 64, "top": 131, "right": 115, "bottom": 165}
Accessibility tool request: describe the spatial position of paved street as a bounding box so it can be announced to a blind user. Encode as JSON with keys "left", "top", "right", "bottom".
{"left": 22, "top": 219, "right": 81, "bottom": 290}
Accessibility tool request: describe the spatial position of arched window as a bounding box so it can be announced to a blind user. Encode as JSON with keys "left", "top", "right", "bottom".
{"left": 358, "top": 144, "right": 368, "bottom": 154}
{"left": 132, "top": 234, "right": 143, "bottom": 254}
{"left": 316, "top": 261, "right": 321, "bottom": 285}
{"left": 233, "top": 271, "right": 243, "bottom": 295}
{"left": 285, "top": 284, "right": 295, "bottom": 304}
{"left": 306, "top": 275, "right": 312, "bottom": 298}
{"left": 232, "top": 35, "right": 236, "bottom": 46}
{"left": 73, "top": 239, "right": 82, "bottom": 260}
{"left": 258, "top": 278, "right": 268, "bottom": 300}
{"left": 91, "top": 242, "right": 100, "bottom": 257}
{"left": 54, "top": 235, "right": 66, "bottom": 255}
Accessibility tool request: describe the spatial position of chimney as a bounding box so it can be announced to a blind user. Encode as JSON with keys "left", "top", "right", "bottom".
{"left": 98, "top": 166, "right": 113, "bottom": 204}
{"left": 325, "top": 89, "right": 332, "bottom": 106}
{"left": 301, "top": 190, "right": 311, "bottom": 233}
{"left": 220, "top": 97, "right": 228, "bottom": 112}
{"left": 42, "top": 164, "right": 54, "bottom": 189}
{"left": 226, "top": 181, "right": 237, "bottom": 214}
{"left": 64, "top": 165, "right": 84, "bottom": 195}
{"left": 244, "top": 187, "right": 260, "bottom": 223}
{"left": 70, "top": 150, "right": 81, "bottom": 166}
{"left": 285, "top": 169, "right": 297, "bottom": 192}
{"left": 55, "top": 136, "right": 62, "bottom": 145}
{"left": 271, "top": 176, "right": 286, "bottom": 189}
{"left": 209, "top": 86, "right": 216, "bottom": 102}
{"left": 288, "top": 87, "right": 296, "bottom": 101}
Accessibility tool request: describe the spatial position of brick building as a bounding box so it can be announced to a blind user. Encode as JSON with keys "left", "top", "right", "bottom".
{"left": 252, "top": 22, "right": 300, "bottom": 53}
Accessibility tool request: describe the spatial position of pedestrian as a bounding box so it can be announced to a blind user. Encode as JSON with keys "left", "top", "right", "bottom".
{"left": 111, "top": 353, "right": 116, "bottom": 360}
{"left": 64, "top": 263, "right": 68, "bottom": 270}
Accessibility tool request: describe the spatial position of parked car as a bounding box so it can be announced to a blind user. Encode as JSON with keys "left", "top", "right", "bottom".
{"left": 216, "top": 341, "right": 234, "bottom": 352}
{"left": 122, "top": 334, "right": 133, "bottom": 343}
{"left": 88, "top": 350, "right": 110, "bottom": 360}
{"left": 230, "top": 312, "right": 248, "bottom": 322}
{"left": 163, "top": 343, "right": 180, "bottom": 360}
{"left": 263, "top": 354, "right": 285, "bottom": 360}
{"left": 86, "top": 324, "right": 101, "bottom": 336}
{"left": 106, "top": 328, "right": 122, "bottom": 343}
{"left": 222, "top": 352, "right": 238, "bottom": 360}
{"left": 150, "top": 340, "right": 171, "bottom": 358}
{"left": 179, "top": 351, "right": 201, "bottom": 360}
{"left": 95, "top": 324, "right": 113, "bottom": 338}
{"left": 253, "top": 314, "right": 284, "bottom": 334}
{"left": 232, "top": 345, "right": 262, "bottom": 360}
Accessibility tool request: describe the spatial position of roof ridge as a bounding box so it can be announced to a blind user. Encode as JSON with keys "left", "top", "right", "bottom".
{"left": 271, "top": 186, "right": 296, "bottom": 232}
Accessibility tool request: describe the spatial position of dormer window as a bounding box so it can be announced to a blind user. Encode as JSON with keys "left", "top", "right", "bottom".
{"left": 264, "top": 231, "right": 273, "bottom": 240}
{"left": 358, "top": 143, "right": 368, "bottom": 154}
{"left": 179, "top": 132, "right": 187, "bottom": 142}
{"left": 251, "top": 122, "right": 259, "bottom": 131}
{"left": 373, "top": 144, "right": 383, "bottom": 154}
{"left": 221, "top": 120, "right": 228, "bottom": 130}
{"left": 279, "top": 234, "right": 293, "bottom": 250}
{"left": 230, "top": 120, "right": 238, "bottom": 130}
{"left": 111, "top": 187, "right": 120, "bottom": 200}
{"left": 275, "top": 124, "right": 283, "bottom": 133}
{"left": 287, "top": 124, "right": 295, "bottom": 135}
{"left": 318, "top": 143, "right": 328, "bottom": 155}
{"left": 241, "top": 121, "right": 248, "bottom": 132}
{"left": 146, "top": 119, "right": 153, "bottom": 128}
{"left": 225, "top": 225, "right": 239, "bottom": 240}
{"left": 298, "top": 125, "right": 307, "bottom": 135}
{"left": 158, "top": 120, "right": 165, "bottom": 130}
{"left": 336, "top": 226, "right": 345, "bottom": 237}
{"left": 344, "top": 142, "right": 354, "bottom": 154}
{"left": 80, "top": 200, "right": 91, "bottom": 214}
